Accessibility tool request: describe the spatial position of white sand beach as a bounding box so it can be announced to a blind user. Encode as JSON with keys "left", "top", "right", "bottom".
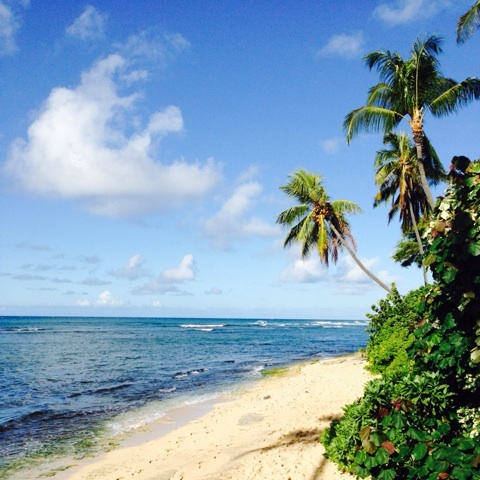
{"left": 57, "top": 353, "right": 371, "bottom": 480}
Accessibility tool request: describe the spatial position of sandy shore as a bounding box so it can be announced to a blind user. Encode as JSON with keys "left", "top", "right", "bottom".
{"left": 58, "top": 353, "right": 371, "bottom": 480}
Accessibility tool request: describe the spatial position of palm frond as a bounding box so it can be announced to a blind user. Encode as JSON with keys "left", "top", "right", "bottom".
{"left": 276, "top": 205, "right": 309, "bottom": 227}
{"left": 316, "top": 221, "right": 330, "bottom": 266}
{"left": 411, "top": 35, "right": 443, "bottom": 62}
{"left": 457, "top": 0, "right": 480, "bottom": 43}
{"left": 279, "top": 169, "right": 325, "bottom": 204}
{"left": 329, "top": 199, "right": 362, "bottom": 216}
{"left": 428, "top": 77, "right": 480, "bottom": 116}
{"left": 344, "top": 106, "right": 403, "bottom": 142}
{"left": 299, "top": 219, "right": 317, "bottom": 258}
{"left": 421, "top": 135, "right": 447, "bottom": 185}
{"left": 366, "top": 83, "right": 395, "bottom": 108}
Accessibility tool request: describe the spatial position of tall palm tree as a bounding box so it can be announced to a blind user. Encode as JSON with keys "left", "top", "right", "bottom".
{"left": 344, "top": 34, "right": 480, "bottom": 209}
{"left": 276, "top": 169, "right": 392, "bottom": 294}
{"left": 457, "top": 1, "right": 480, "bottom": 43}
{"left": 373, "top": 132, "right": 445, "bottom": 285}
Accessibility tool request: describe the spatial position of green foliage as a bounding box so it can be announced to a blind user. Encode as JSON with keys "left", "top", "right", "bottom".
{"left": 392, "top": 219, "right": 429, "bottom": 268}
{"left": 321, "top": 158, "right": 480, "bottom": 479}
{"left": 364, "top": 285, "right": 431, "bottom": 377}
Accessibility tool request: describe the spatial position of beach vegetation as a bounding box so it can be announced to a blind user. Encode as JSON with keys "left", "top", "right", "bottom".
{"left": 321, "top": 157, "right": 480, "bottom": 479}
{"left": 276, "top": 169, "right": 393, "bottom": 294}
{"left": 344, "top": 34, "right": 480, "bottom": 210}
{"left": 364, "top": 285, "right": 432, "bottom": 378}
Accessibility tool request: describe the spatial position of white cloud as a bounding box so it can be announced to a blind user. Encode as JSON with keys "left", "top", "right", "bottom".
{"left": 280, "top": 255, "right": 326, "bottom": 283}
{"left": 278, "top": 247, "right": 396, "bottom": 291}
{"left": 76, "top": 289, "right": 126, "bottom": 307}
{"left": 110, "top": 254, "right": 149, "bottom": 280}
{"left": 4, "top": 53, "right": 222, "bottom": 218}
{"left": 374, "top": 0, "right": 451, "bottom": 25}
{"left": 320, "top": 137, "right": 342, "bottom": 155}
{"left": 318, "top": 32, "right": 365, "bottom": 59}
{"left": 203, "top": 181, "right": 279, "bottom": 250}
{"left": 116, "top": 29, "right": 190, "bottom": 64}
{"left": 97, "top": 290, "right": 126, "bottom": 306}
{"left": 162, "top": 254, "right": 195, "bottom": 281}
{"left": 0, "top": 0, "right": 26, "bottom": 55}
{"left": 66, "top": 5, "right": 107, "bottom": 41}
{"left": 235, "top": 164, "right": 260, "bottom": 184}
{"left": 335, "top": 256, "right": 396, "bottom": 294}
{"left": 133, "top": 254, "right": 196, "bottom": 295}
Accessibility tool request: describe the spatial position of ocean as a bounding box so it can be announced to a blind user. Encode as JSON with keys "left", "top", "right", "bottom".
{"left": 0, "top": 316, "right": 368, "bottom": 479}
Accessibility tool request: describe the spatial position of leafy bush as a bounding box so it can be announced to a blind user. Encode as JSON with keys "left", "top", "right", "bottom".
{"left": 364, "top": 286, "right": 432, "bottom": 378}
{"left": 321, "top": 158, "right": 480, "bottom": 480}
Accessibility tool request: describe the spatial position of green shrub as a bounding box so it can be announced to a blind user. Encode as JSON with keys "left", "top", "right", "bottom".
{"left": 321, "top": 376, "right": 400, "bottom": 471}
{"left": 364, "top": 286, "right": 432, "bottom": 378}
{"left": 321, "top": 158, "right": 480, "bottom": 480}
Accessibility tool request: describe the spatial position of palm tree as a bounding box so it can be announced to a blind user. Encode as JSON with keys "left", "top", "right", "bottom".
{"left": 276, "top": 169, "right": 393, "bottom": 294}
{"left": 457, "top": 1, "right": 480, "bottom": 43}
{"left": 344, "top": 34, "right": 480, "bottom": 209}
{"left": 373, "top": 132, "right": 445, "bottom": 285}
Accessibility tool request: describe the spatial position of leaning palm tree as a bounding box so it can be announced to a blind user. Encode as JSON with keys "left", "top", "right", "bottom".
{"left": 457, "top": 1, "right": 480, "bottom": 43}
{"left": 276, "top": 169, "right": 392, "bottom": 294}
{"left": 344, "top": 34, "right": 480, "bottom": 209}
{"left": 373, "top": 132, "right": 445, "bottom": 285}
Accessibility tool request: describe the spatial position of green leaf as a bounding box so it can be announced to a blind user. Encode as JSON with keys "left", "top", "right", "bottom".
{"left": 406, "top": 428, "right": 429, "bottom": 442}
{"left": 364, "top": 454, "right": 379, "bottom": 469}
{"left": 452, "top": 465, "right": 473, "bottom": 480}
{"left": 355, "top": 450, "right": 367, "bottom": 464}
{"left": 425, "top": 454, "right": 437, "bottom": 470}
{"left": 353, "top": 465, "right": 369, "bottom": 479}
{"left": 442, "top": 266, "right": 458, "bottom": 283}
{"left": 412, "top": 442, "right": 428, "bottom": 461}
{"left": 371, "top": 431, "right": 388, "bottom": 447}
{"left": 468, "top": 242, "right": 480, "bottom": 256}
{"left": 375, "top": 447, "right": 390, "bottom": 465}
{"left": 415, "top": 465, "right": 430, "bottom": 477}
{"left": 391, "top": 412, "right": 407, "bottom": 429}
{"left": 424, "top": 253, "right": 437, "bottom": 266}
{"left": 378, "top": 468, "right": 396, "bottom": 480}
{"left": 456, "top": 437, "right": 474, "bottom": 451}
{"left": 437, "top": 422, "right": 451, "bottom": 436}
{"left": 393, "top": 445, "right": 410, "bottom": 460}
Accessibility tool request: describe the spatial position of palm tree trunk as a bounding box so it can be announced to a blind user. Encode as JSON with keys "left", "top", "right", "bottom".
{"left": 327, "top": 220, "right": 393, "bottom": 294}
{"left": 412, "top": 130, "right": 436, "bottom": 210}
{"left": 408, "top": 202, "right": 428, "bottom": 286}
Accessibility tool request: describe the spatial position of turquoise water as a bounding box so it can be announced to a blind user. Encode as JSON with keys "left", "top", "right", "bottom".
{"left": 0, "top": 316, "right": 368, "bottom": 478}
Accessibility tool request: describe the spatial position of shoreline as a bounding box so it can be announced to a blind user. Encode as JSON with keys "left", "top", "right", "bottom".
{"left": 46, "top": 352, "right": 370, "bottom": 480}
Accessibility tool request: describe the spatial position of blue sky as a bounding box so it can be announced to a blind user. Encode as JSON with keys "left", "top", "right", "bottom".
{"left": 1, "top": 0, "right": 479, "bottom": 319}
